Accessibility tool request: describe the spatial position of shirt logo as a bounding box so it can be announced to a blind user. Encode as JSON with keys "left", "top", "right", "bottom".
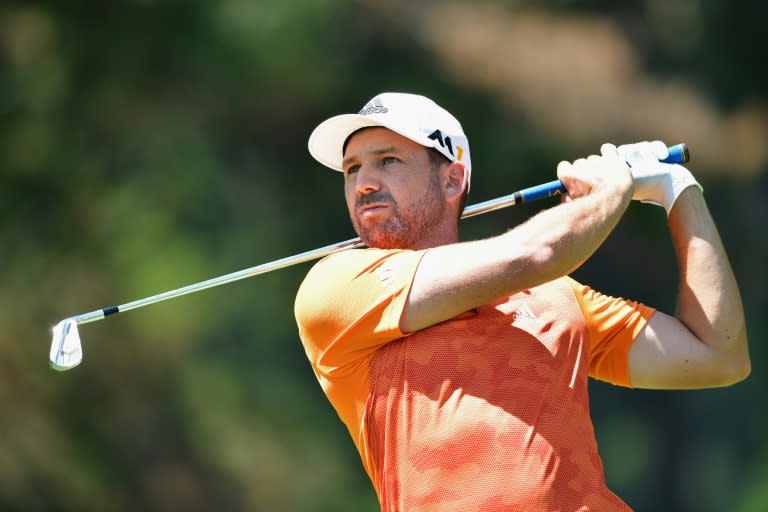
{"left": 375, "top": 262, "right": 397, "bottom": 292}
{"left": 513, "top": 304, "right": 538, "bottom": 321}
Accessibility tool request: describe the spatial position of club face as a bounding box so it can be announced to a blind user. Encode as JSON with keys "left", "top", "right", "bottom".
{"left": 50, "top": 319, "right": 83, "bottom": 371}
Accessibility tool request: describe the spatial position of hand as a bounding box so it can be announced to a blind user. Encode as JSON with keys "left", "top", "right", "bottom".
{"left": 557, "top": 143, "right": 634, "bottom": 201}
{"left": 617, "top": 140, "right": 703, "bottom": 215}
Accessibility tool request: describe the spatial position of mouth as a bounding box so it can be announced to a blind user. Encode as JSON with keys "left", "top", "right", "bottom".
{"left": 357, "top": 203, "right": 390, "bottom": 217}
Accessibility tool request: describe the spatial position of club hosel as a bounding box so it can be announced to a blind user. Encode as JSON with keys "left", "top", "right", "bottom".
{"left": 74, "top": 309, "right": 112, "bottom": 325}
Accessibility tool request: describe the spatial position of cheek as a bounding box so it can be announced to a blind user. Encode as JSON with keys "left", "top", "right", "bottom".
{"left": 344, "top": 184, "right": 356, "bottom": 211}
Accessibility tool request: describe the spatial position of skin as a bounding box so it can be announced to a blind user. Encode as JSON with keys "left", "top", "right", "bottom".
{"left": 342, "top": 130, "right": 459, "bottom": 250}
{"left": 628, "top": 188, "right": 750, "bottom": 388}
{"left": 341, "top": 127, "right": 749, "bottom": 389}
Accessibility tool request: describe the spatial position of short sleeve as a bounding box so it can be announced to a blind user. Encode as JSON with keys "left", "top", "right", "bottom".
{"left": 566, "top": 277, "right": 656, "bottom": 387}
{"left": 294, "top": 248, "right": 427, "bottom": 378}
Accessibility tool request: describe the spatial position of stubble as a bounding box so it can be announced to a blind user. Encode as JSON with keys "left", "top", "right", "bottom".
{"left": 352, "top": 171, "right": 445, "bottom": 250}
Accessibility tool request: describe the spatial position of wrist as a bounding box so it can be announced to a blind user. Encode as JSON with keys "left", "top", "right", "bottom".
{"left": 661, "top": 167, "right": 703, "bottom": 215}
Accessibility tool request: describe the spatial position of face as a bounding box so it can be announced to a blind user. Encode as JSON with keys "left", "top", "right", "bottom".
{"left": 342, "top": 128, "right": 448, "bottom": 249}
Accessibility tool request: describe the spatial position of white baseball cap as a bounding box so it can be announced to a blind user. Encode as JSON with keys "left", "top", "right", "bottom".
{"left": 308, "top": 92, "right": 472, "bottom": 190}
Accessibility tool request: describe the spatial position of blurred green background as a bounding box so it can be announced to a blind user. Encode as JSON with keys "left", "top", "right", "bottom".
{"left": 1, "top": 0, "right": 766, "bottom": 510}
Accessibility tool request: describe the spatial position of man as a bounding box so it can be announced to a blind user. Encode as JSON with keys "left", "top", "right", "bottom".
{"left": 294, "top": 92, "right": 749, "bottom": 511}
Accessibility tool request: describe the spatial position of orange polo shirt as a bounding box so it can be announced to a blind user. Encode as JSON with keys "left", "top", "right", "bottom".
{"left": 295, "top": 248, "right": 654, "bottom": 511}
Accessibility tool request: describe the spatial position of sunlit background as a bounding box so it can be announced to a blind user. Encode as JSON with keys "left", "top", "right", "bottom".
{"left": 1, "top": 1, "right": 766, "bottom": 510}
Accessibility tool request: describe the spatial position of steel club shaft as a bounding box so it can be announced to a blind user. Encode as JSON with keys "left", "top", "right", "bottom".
{"left": 49, "top": 143, "right": 689, "bottom": 370}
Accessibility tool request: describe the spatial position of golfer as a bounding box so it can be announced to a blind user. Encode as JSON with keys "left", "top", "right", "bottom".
{"left": 294, "top": 92, "right": 749, "bottom": 511}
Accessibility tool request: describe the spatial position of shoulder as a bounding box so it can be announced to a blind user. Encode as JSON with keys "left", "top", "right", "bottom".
{"left": 300, "top": 248, "right": 413, "bottom": 287}
{"left": 295, "top": 248, "right": 424, "bottom": 314}
{"left": 294, "top": 247, "right": 427, "bottom": 360}
{"left": 527, "top": 276, "right": 585, "bottom": 303}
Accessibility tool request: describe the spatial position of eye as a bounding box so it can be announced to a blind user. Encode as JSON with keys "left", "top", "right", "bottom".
{"left": 345, "top": 164, "right": 360, "bottom": 175}
{"left": 382, "top": 156, "right": 399, "bottom": 166}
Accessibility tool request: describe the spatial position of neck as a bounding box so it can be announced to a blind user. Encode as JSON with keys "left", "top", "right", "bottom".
{"left": 405, "top": 219, "right": 460, "bottom": 250}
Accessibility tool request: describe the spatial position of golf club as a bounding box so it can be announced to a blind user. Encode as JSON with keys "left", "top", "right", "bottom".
{"left": 50, "top": 143, "right": 690, "bottom": 371}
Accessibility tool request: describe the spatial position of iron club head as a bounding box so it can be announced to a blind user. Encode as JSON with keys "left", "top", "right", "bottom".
{"left": 50, "top": 318, "right": 83, "bottom": 371}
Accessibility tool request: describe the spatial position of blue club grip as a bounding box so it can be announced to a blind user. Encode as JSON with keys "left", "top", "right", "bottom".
{"left": 518, "top": 143, "right": 689, "bottom": 203}
{"left": 661, "top": 143, "right": 689, "bottom": 164}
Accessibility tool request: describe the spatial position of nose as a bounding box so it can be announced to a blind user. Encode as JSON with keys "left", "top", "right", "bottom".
{"left": 354, "top": 163, "right": 381, "bottom": 196}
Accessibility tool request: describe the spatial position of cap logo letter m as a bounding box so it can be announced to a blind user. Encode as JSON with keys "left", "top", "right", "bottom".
{"left": 428, "top": 129, "right": 455, "bottom": 157}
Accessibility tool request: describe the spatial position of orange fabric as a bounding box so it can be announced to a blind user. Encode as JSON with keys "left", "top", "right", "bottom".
{"left": 294, "top": 248, "right": 426, "bottom": 452}
{"left": 567, "top": 280, "right": 656, "bottom": 387}
{"left": 295, "top": 249, "right": 655, "bottom": 511}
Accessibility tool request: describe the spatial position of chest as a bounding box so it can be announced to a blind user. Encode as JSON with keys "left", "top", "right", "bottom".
{"left": 370, "top": 282, "right": 591, "bottom": 406}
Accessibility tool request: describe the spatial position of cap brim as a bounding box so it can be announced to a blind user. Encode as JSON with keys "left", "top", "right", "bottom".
{"left": 308, "top": 114, "right": 384, "bottom": 172}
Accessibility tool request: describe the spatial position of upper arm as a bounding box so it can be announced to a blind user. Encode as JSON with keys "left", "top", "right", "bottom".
{"left": 628, "top": 310, "right": 750, "bottom": 389}
{"left": 295, "top": 249, "right": 425, "bottom": 373}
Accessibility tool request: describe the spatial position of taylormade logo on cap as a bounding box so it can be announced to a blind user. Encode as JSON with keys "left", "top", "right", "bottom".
{"left": 307, "top": 92, "right": 472, "bottom": 190}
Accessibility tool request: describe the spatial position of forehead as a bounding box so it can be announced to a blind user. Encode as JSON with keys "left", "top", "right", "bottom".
{"left": 343, "top": 127, "right": 424, "bottom": 158}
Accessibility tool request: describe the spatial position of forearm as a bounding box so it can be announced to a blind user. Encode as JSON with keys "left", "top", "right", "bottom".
{"left": 499, "top": 184, "right": 632, "bottom": 284}
{"left": 401, "top": 143, "right": 634, "bottom": 333}
{"left": 668, "top": 187, "right": 748, "bottom": 354}
{"left": 402, "top": 185, "right": 631, "bottom": 332}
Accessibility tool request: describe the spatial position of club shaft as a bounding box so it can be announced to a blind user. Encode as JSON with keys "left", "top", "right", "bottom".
{"left": 71, "top": 237, "right": 367, "bottom": 325}
{"left": 67, "top": 143, "right": 689, "bottom": 326}
{"left": 68, "top": 186, "right": 550, "bottom": 325}
{"left": 68, "top": 182, "right": 560, "bottom": 325}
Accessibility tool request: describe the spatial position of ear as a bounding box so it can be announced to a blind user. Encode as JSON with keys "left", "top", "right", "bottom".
{"left": 443, "top": 161, "right": 468, "bottom": 203}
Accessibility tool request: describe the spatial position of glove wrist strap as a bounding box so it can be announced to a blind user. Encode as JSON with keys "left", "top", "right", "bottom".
{"left": 662, "top": 169, "right": 703, "bottom": 215}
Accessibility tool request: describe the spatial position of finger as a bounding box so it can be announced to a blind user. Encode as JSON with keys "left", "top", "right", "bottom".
{"left": 650, "top": 140, "right": 668, "bottom": 159}
{"left": 556, "top": 160, "right": 572, "bottom": 178}
{"left": 616, "top": 142, "right": 632, "bottom": 156}
{"left": 600, "top": 143, "right": 618, "bottom": 157}
{"left": 556, "top": 161, "right": 575, "bottom": 199}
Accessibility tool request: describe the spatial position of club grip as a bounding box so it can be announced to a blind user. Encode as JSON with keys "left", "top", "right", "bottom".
{"left": 661, "top": 143, "right": 689, "bottom": 164}
{"left": 518, "top": 143, "right": 689, "bottom": 203}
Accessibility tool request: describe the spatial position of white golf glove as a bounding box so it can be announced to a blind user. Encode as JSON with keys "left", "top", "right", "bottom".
{"left": 617, "top": 141, "right": 702, "bottom": 215}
